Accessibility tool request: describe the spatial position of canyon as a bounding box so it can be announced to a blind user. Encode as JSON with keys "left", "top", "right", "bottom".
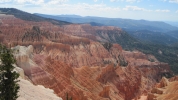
{"left": 0, "top": 13, "right": 176, "bottom": 100}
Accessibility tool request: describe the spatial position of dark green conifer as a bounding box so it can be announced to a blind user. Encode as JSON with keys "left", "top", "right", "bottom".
{"left": 0, "top": 44, "right": 20, "bottom": 100}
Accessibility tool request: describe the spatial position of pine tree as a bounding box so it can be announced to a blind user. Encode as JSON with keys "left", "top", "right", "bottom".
{"left": 0, "top": 44, "right": 20, "bottom": 100}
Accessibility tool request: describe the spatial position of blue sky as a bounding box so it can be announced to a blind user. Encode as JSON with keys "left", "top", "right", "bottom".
{"left": 0, "top": 0, "right": 178, "bottom": 21}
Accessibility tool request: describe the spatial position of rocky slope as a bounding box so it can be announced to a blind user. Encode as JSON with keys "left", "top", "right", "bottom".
{"left": 148, "top": 76, "right": 178, "bottom": 100}
{"left": 17, "top": 77, "right": 63, "bottom": 100}
{"left": 0, "top": 14, "right": 173, "bottom": 100}
{"left": 14, "top": 67, "right": 62, "bottom": 100}
{"left": 12, "top": 44, "right": 172, "bottom": 100}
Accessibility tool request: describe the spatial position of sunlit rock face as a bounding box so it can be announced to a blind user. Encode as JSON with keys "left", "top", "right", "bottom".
{"left": 17, "top": 77, "right": 63, "bottom": 100}
{"left": 12, "top": 44, "right": 172, "bottom": 100}
{"left": 148, "top": 76, "right": 178, "bottom": 100}
{"left": 13, "top": 45, "right": 50, "bottom": 84}
{"left": 13, "top": 65, "right": 63, "bottom": 100}
{"left": 46, "top": 42, "right": 123, "bottom": 68}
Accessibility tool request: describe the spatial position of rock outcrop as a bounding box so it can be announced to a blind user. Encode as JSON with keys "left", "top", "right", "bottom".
{"left": 148, "top": 76, "right": 178, "bottom": 100}
{"left": 17, "top": 77, "right": 63, "bottom": 100}
{"left": 14, "top": 65, "right": 63, "bottom": 100}
{"left": 13, "top": 45, "right": 50, "bottom": 84}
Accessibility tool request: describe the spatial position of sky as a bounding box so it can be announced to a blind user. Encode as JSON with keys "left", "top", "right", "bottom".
{"left": 0, "top": 0, "right": 178, "bottom": 21}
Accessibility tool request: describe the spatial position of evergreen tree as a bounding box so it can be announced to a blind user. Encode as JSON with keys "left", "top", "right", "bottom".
{"left": 0, "top": 44, "right": 20, "bottom": 100}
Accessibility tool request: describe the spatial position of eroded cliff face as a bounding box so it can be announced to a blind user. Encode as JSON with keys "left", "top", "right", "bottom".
{"left": 147, "top": 76, "right": 178, "bottom": 100}
{"left": 0, "top": 15, "right": 173, "bottom": 100}
{"left": 13, "top": 45, "right": 172, "bottom": 100}
{"left": 45, "top": 42, "right": 122, "bottom": 68}
{"left": 63, "top": 24, "right": 124, "bottom": 42}
{"left": 14, "top": 67, "right": 63, "bottom": 100}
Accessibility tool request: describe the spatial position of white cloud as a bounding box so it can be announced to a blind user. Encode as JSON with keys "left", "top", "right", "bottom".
{"left": 169, "top": 0, "right": 178, "bottom": 3}
{"left": 176, "top": 10, "right": 178, "bottom": 13}
{"left": 94, "top": 0, "right": 98, "bottom": 2}
{"left": 26, "top": 3, "right": 121, "bottom": 17}
{"left": 14, "top": 0, "right": 26, "bottom": 4}
{"left": 0, "top": 0, "right": 67, "bottom": 5}
{"left": 155, "top": 9, "right": 170, "bottom": 12}
{"left": 161, "top": 0, "right": 178, "bottom": 3}
{"left": 110, "top": 0, "right": 141, "bottom": 3}
{"left": 47, "top": 0, "right": 68, "bottom": 5}
{"left": 123, "top": 6, "right": 151, "bottom": 11}
{"left": 110, "top": 0, "right": 118, "bottom": 2}
{"left": 126, "top": 0, "right": 141, "bottom": 3}
{"left": 0, "top": 0, "right": 11, "bottom": 3}
{"left": 14, "top": 0, "right": 44, "bottom": 5}
{"left": 123, "top": 6, "right": 170, "bottom": 13}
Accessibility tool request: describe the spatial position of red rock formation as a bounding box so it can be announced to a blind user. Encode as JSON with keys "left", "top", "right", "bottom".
{"left": 148, "top": 76, "right": 178, "bottom": 100}
{"left": 63, "top": 24, "right": 123, "bottom": 42}
{"left": 0, "top": 14, "right": 173, "bottom": 100}
{"left": 15, "top": 43, "right": 170, "bottom": 100}
{"left": 99, "top": 86, "right": 110, "bottom": 98}
{"left": 32, "top": 52, "right": 171, "bottom": 100}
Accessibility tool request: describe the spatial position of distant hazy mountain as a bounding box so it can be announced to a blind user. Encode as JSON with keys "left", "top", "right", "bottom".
{"left": 0, "top": 8, "right": 70, "bottom": 25}
{"left": 35, "top": 13, "right": 178, "bottom": 32}
{"left": 127, "top": 30, "right": 178, "bottom": 45}
{"left": 56, "top": 15, "right": 82, "bottom": 18}
{"left": 165, "top": 21, "right": 178, "bottom": 27}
